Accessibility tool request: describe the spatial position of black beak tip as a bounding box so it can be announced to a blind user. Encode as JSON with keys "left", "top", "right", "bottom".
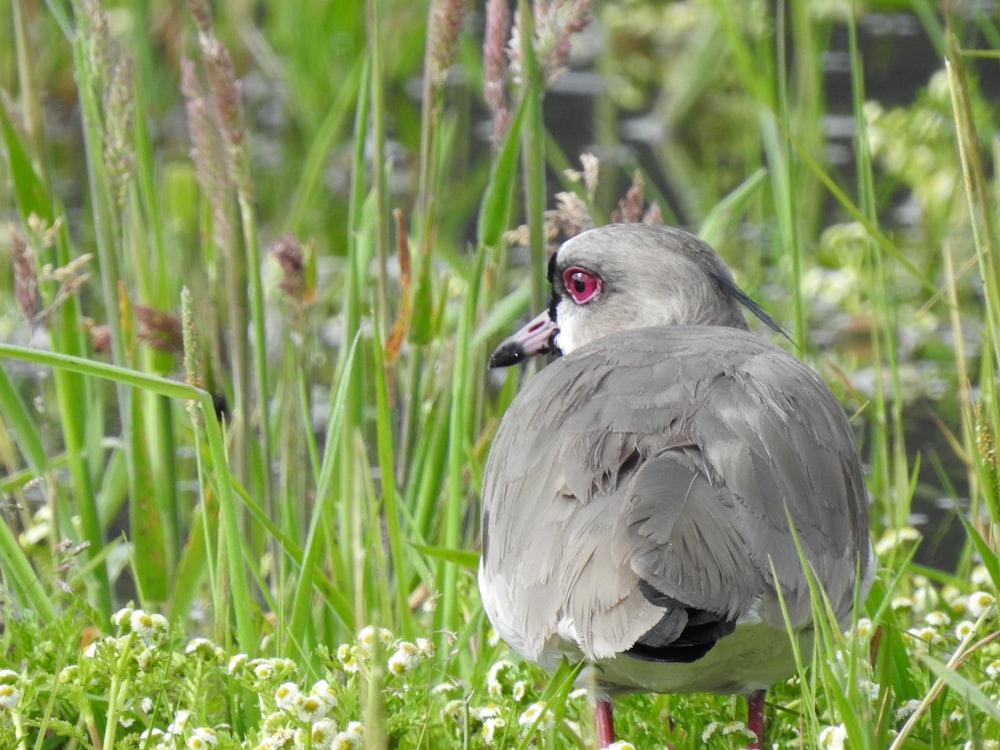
{"left": 488, "top": 342, "right": 525, "bottom": 369}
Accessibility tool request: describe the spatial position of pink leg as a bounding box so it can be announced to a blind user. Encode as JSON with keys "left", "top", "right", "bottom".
{"left": 595, "top": 698, "right": 614, "bottom": 748}
{"left": 745, "top": 690, "right": 766, "bottom": 749}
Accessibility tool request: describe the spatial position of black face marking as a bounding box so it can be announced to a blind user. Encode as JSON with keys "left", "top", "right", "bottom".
{"left": 708, "top": 270, "right": 793, "bottom": 344}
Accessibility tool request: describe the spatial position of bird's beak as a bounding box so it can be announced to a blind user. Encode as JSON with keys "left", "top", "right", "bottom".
{"left": 488, "top": 309, "right": 558, "bottom": 368}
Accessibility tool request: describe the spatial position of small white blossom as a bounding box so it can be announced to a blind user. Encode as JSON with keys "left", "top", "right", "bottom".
{"left": 387, "top": 641, "right": 421, "bottom": 676}
{"left": 141, "top": 696, "right": 154, "bottom": 713}
{"left": 310, "top": 679, "right": 338, "bottom": 712}
{"left": 356, "top": 626, "right": 392, "bottom": 656}
{"left": 818, "top": 723, "right": 848, "bottom": 750}
{"left": 168, "top": 709, "right": 192, "bottom": 734}
{"left": 971, "top": 565, "right": 992, "bottom": 587}
{"left": 895, "top": 699, "right": 921, "bottom": 721}
{"left": 227, "top": 653, "right": 248, "bottom": 675}
{"left": 986, "top": 659, "right": 1000, "bottom": 678}
{"left": 606, "top": 743, "right": 636, "bottom": 750}
{"left": 0, "top": 683, "right": 21, "bottom": 710}
{"left": 487, "top": 660, "right": 513, "bottom": 698}
{"left": 569, "top": 688, "right": 589, "bottom": 700}
{"left": 968, "top": 591, "right": 995, "bottom": 618}
{"left": 955, "top": 620, "right": 976, "bottom": 639}
{"left": 924, "top": 611, "right": 950, "bottom": 627}
{"left": 112, "top": 607, "right": 134, "bottom": 629}
{"left": 481, "top": 716, "right": 506, "bottom": 744}
{"left": 130, "top": 609, "right": 158, "bottom": 638}
{"left": 518, "top": 701, "right": 554, "bottom": 732}
{"left": 275, "top": 682, "right": 300, "bottom": 710}
{"left": 415, "top": 638, "right": 435, "bottom": 658}
{"left": 187, "top": 727, "right": 218, "bottom": 749}
{"left": 330, "top": 721, "right": 363, "bottom": 750}
{"left": 307, "top": 718, "right": 338, "bottom": 750}
{"left": 253, "top": 661, "right": 275, "bottom": 680}
{"left": 512, "top": 680, "right": 526, "bottom": 701}
{"left": 852, "top": 617, "right": 873, "bottom": 639}
{"left": 294, "top": 692, "right": 329, "bottom": 722}
{"left": 891, "top": 596, "right": 914, "bottom": 611}
{"left": 185, "top": 638, "right": 221, "bottom": 660}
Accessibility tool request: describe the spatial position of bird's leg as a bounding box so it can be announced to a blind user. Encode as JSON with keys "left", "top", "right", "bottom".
{"left": 744, "top": 689, "right": 766, "bottom": 749}
{"left": 595, "top": 698, "right": 614, "bottom": 748}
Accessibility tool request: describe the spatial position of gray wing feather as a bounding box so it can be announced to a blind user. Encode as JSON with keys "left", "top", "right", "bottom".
{"left": 480, "top": 326, "right": 869, "bottom": 663}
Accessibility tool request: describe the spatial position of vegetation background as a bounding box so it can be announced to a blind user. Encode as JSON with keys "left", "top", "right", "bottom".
{"left": 0, "top": 0, "right": 999, "bottom": 748}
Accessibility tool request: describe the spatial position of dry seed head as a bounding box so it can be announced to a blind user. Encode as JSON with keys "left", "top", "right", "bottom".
{"left": 428, "top": 0, "right": 468, "bottom": 86}
{"left": 11, "top": 227, "right": 38, "bottom": 323}
{"left": 135, "top": 305, "right": 184, "bottom": 353}
{"left": 483, "top": 0, "right": 511, "bottom": 144}
{"left": 104, "top": 57, "right": 135, "bottom": 208}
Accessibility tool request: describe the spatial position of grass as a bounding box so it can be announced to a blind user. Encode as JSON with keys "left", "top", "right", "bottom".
{"left": 0, "top": 0, "right": 999, "bottom": 748}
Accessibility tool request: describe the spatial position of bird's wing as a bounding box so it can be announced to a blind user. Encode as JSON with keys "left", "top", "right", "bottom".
{"left": 479, "top": 327, "right": 869, "bottom": 664}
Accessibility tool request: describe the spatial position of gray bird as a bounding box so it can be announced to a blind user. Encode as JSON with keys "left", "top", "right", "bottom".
{"left": 479, "top": 223, "right": 873, "bottom": 749}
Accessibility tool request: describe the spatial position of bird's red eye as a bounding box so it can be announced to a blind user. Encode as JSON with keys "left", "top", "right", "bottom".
{"left": 562, "top": 267, "right": 602, "bottom": 304}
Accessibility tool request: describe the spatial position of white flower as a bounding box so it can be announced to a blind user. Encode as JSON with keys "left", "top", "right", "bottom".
{"left": 906, "top": 626, "right": 944, "bottom": 647}
{"left": 308, "top": 718, "right": 338, "bottom": 750}
{"left": 487, "top": 660, "right": 513, "bottom": 697}
{"left": 187, "top": 727, "right": 218, "bottom": 748}
{"left": 481, "top": 717, "right": 506, "bottom": 744}
{"left": 606, "top": 743, "right": 636, "bottom": 750}
{"left": 294, "top": 692, "right": 329, "bottom": 722}
{"left": 336, "top": 644, "right": 358, "bottom": 674}
{"left": 130, "top": 609, "right": 158, "bottom": 638}
{"left": 167, "top": 709, "right": 192, "bottom": 734}
{"left": 141, "top": 696, "right": 154, "bottom": 713}
{"left": 309, "top": 679, "right": 338, "bottom": 712}
{"left": 986, "top": 659, "right": 1000, "bottom": 678}
{"left": 472, "top": 704, "right": 503, "bottom": 721}
{"left": 924, "top": 611, "right": 949, "bottom": 627}
{"left": 518, "top": 701, "right": 553, "bottom": 732}
{"left": 112, "top": 607, "right": 133, "bottom": 629}
{"left": 569, "top": 688, "right": 588, "bottom": 700}
{"left": 512, "top": 681, "right": 526, "bottom": 701}
{"left": 891, "top": 596, "right": 914, "bottom": 611}
{"left": 185, "top": 638, "right": 220, "bottom": 660}
{"left": 331, "top": 721, "right": 363, "bottom": 750}
{"left": 275, "top": 682, "right": 300, "bottom": 710}
{"left": 955, "top": 620, "right": 976, "bottom": 639}
{"left": 228, "top": 654, "right": 248, "bottom": 674}
{"left": 387, "top": 642, "right": 421, "bottom": 676}
{"left": 818, "top": 723, "right": 848, "bottom": 749}
{"left": 852, "top": 617, "right": 873, "bottom": 639}
{"left": 971, "top": 565, "right": 992, "bottom": 587}
{"left": 415, "top": 638, "right": 435, "bottom": 658}
{"left": 356, "top": 626, "right": 392, "bottom": 656}
{"left": 895, "top": 699, "right": 921, "bottom": 721}
{"left": 253, "top": 661, "right": 275, "bottom": 680}
{"left": 968, "top": 591, "right": 995, "bottom": 618}
{"left": 0, "top": 683, "right": 21, "bottom": 710}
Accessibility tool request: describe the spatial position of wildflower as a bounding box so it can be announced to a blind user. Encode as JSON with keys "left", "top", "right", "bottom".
{"left": 294, "top": 692, "right": 329, "bottom": 723}
{"left": 253, "top": 661, "right": 275, "bottom": 680}
{"left": 168, "top": 710, "right": 192, "bottom": 734}
{"left": 330, "top": 721, "right": 363, "bottom": 750}
{"left": 186, "top": 637, "right": 222, "bottom": 660}
{"left": 228, "top": 653, "right": 248, "bottom": 674}
{"left": 130, "top": 609, "right": 156, "bottom": 638}
{"left": 356, "top": 626, "right": 392, "bottom": 656}
{"left": 0, "top": 683, "right": 21, "bottom": 710}
{"left": 518, "top": 701, "right": 554, "bottom": 732}
{"left": 387, "top": 641, "right": 421, "bottom": 676}
{"left": 336, "top": 644, "right": 359, "bottom": 674}
{"left": 275, "top": 682, "right": 300, "bottom": 710}
{"left": 512, "top": 680, "right": 526, "bottom": 701}
{"left": 309, "top": 679, "right": 338, "bottom": 712}
{"left": 852, "top": 617, "right": 873, "bottom": 639}
{"left": 895, "top": 699, "right": 921, "bottom": 721}
{"left": 310, "top": 719, "right": 338, "bottom": 748}
{"left": 971, "top": 565, "right": 992, "bottom": 587}
{"left": 721, "top": 722, "right": 758, "bottom": 741}
{"left": 482, "top": 716, "right": 506, "bottom": 744}
{"left": 58, "top": 666, "right": 80, "bottom": 685}
{"left": 986, "top": 659, "right": 1000, "bottom": 678}
{"left": 431, "top": 682, "right": 459, "bottom": 696}
{"left": 112, "top": 607, "right": 134, "bottom": 629}
{"left": 487, "top": 659, "right": 513, "bottom": 697}
{"left": 187, "top": 727, "right": 218, "bottom": 748}
{"left": 606, "top": 743, "right": 636, "bottom": 750}
{"left": 473, "top": 704, "right": 502, "bottom": 721}
{"left": 924, "top": 611, "right": 950, "bottom": 627}
{"left": 702, "top": 722, "right": 723, "bottom": 740}
{"left": 569, "top": 688, "right": 589, "bottom": 700}
{"left": 968, "top": 591, "right": 995, "bottom": 618}
{"left": 955, "top": 620, "right": 977, "bottom": 639}
{"left": 906, "top": 626, "right": 944, "bottom": 647}
{"left": 818, "top": 723, "right": 848, "bottom": 749}
{"left": 141, "top": 696, "right": 154, "bottom": 713}
{"left": 891, "top": 596, "right": 914, "bottom": 611}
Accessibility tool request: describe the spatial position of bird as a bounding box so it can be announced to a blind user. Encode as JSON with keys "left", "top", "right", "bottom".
{"left": 478, "top": 223, "right": 873, "bottom": 749}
